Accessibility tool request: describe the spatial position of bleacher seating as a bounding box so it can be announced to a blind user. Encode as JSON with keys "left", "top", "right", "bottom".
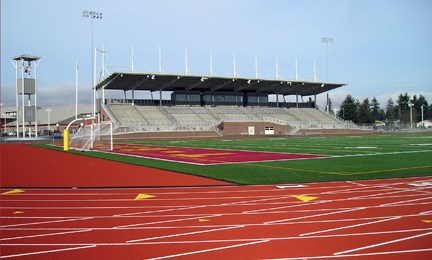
{"left": 106, "top": 103, "right": 354, "bottom": 133}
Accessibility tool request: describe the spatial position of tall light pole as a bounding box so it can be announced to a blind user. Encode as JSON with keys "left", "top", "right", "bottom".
{"left": 322, "top": 37, "right": 333, "bottom": 114}
{"left": 46, "top": 108, "right": 51, "bottom": 131}
{"left": 82, "top": 10, "right": 102, "bottom": 117}
{"left": 408, "top": 102, "right": 413, "bottom": 129}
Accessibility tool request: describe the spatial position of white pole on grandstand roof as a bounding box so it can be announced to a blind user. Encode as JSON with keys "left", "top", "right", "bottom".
{"left": 76, "top": 60, "right": 78, "bottom": 119}
{"left": 313, "top": 60, "right": 317, "bottom": 82}
{"left": 158, "top": 46, "right": 164, "bottom": 73}
{"left": 275, "top": 56, "right": 282, "bottom": 79}
{"left": 131, "top": 44, "right": 135, "bottom": 72}
{"left": 185, "top": 48, "right": 191, "bottom": 74}
{"left": 255, "top": 54, "right": 258, "bottom": 78}
{"left": 233, "top": 52, "right": 239, "bottom": 77}
{"left": 209, "top": 51, "right": 216, "bottom": 76}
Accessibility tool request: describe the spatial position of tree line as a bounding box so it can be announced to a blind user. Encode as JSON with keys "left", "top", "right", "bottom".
{"left": 335, "top": 93, "right": 431, "bottom": 126}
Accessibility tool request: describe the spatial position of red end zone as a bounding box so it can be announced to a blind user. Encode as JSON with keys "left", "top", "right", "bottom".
{"left": 94, "top": 143, "right": 331, "bottom": 165}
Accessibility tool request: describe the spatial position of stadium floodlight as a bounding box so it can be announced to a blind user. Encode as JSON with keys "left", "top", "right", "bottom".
{"left": 322, "top": 37, "right": 333, "bottom": 114}
{"left": 82, "top": 10, "right": 102, "bottom": 118}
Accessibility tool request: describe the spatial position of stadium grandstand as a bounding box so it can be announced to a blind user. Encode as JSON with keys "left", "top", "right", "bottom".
{"left": 95, "top": 72, "right": 369, "bottom": 139}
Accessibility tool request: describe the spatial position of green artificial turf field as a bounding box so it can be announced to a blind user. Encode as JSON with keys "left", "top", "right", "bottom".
{"left": 38, "top": 133, "right": 432, "bottom": 185}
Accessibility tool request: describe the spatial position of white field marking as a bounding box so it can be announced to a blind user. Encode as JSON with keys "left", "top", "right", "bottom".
{"left": 420, "top": 210, "right": 432, "bottom": 215}
{"left": 337, "top": 149, "right": 432, "bottom": 158}
{"left": 346, "top": 181, "right": 367, "bottom": 186}
{"left": 408, "top": 182, "right": 432, "bottom": 186}
{"left": 258, "top": 248, "right": 432, "bottom": 260}
{"left": 0, "top": 217, "right": 93, "bottom": 228}
{"left": 145, "top": 240, "right": 269, "bottom": 260}
{"left": 113, "top": 205, "right": 206, "bottom": 217}
{"left": 0, "top": 229, "right": 92, "bottom": 241}
{"left": 0, "top": 245, "right": 97, "bottom": 259}
{"left": 264, "top": 207, "right": 365, "bottom": 224}
{"left": 276, "top": 185, "right": 308, "bottom": 189}
{"left": 221, "top": 195, "right": 296, "bottom": 206}
{"left": 113, "top": 214, "right": 221, "bottom": 229}
{"left": 334, "top": 230, "right": 432, "bottom": 255}
{"left": 347, "top": 189, "right": 423, "bottom": 200}
{"left": 6, "top": 228, "right": 432, "bottom": 246}
{"left": 242, "top": 200, "right": 331, "bottom": 214}
{"left": 321, "top": 185, "right": 380, "bottom": 194}
{"left": 1, "top": 194, "right": 301, "bottom": 202}
{"left": 379, "top": 196, "right": 432, "bottom": 206}
{"left": 0, "top": 206, "right": 187, "bottom": 210}
{"left": 127, "top": 225, "right": 243, "bottom": 243}
{"left": 299, "top": 217, "right": 401, "bottom": 236}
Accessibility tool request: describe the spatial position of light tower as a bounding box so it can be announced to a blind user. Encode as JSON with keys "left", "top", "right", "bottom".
{"left": 82, "top": 10, "right": 102, "bottom": 117}
{"left": 322, "top": 37, "right": 333, "bottom": 114}
{"left": 11, "top": 54, "right": 41, "bottom": 138}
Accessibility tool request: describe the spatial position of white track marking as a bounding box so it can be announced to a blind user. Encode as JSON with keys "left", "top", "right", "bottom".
{"left": 113, "top": 205, "right": 206, "bottom": 217}
{"left": 4, "top": 228, "right": 432, "bottom": 245}
{"left": 113, "top": 215, "right": 221, "bottom": 229}
{"left": 1, "top": 217, "right": 93, "bottom": 228}
{"left": 127, "top": 225, "right": 243, "bottom": 243}
{"left": 299, "top": 217, "right": 401, "bottom": 236}
{"left": 145, "top": 240, "right": 269, "bottom": 260}
{"left": 264, "top": 207, "right": 365, "bottom": 224}
{"left": 0, "top": 245, "right": 96, "bottom": 259}
{"left": 0, "top": 229, "right": 92, "bottom": 241}
{"left": 259, "top": 248, "right": 432, "bottom": 259}
{"left": 379, "top": 196, "right": 432, "bottom": 206}
{"left": 334, "top": 230, "right": 432, "bottom": 255}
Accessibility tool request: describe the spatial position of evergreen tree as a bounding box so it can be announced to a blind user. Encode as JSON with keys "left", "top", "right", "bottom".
{"left": 371, "top": 97, "right": 381, "bottom": 122}
{"left": 396, "top": 93, "right": 410, "bottom": 124}
{"left": 385, "top": 97, "right": 396, "bottom": 127}
{"left": 338, "top": 95, "right": 358, "bottom": 123}
{"left": 358, "top": 98, "right": 373, "bottom": 124}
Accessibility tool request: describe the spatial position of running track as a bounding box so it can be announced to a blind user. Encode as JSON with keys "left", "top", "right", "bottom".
{"left": 2, "top": 177, "right": 432, "bottom": 259}
{"left": 1, "top": 144, "right": 432, "bottom": 259}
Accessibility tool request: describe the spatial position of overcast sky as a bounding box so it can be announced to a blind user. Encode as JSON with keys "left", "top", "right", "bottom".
{"left": 2, "top": 0, "right": 432, "bottom": 110}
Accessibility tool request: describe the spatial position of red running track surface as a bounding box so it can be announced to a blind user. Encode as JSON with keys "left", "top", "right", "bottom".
{"left": 0, "top": 144, "right": 233, "bottom": 188}
{"left": 2, "top": 176, "right": 432, "bottom": 259}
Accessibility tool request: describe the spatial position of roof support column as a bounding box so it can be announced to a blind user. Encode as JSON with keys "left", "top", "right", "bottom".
{"left": 296, "top": 94, "right": 298, "bottom": 108}
{"left": 159, "top": 89, "right": 162, "bottom": 107}
{"left": 132, "top": 89, "right": 135, "bottom": 106}
{"left": 276, "top": 93, "right": 279, "bottom": 108}
{"left": 314, "top": 94, "right": 317, "bottom": 109}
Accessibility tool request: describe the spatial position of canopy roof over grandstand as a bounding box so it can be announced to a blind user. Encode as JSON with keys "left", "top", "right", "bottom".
{"left": 95, "top": 72, "right": 347, "bottom": 96}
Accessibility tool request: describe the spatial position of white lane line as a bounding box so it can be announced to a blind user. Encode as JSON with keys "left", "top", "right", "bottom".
{"left": 380, "top": 196, "right": 432, "bottom": 206}
{"left": 0, "top": 229, "right": 92, "bottom": 241}
{"left": 264, "top": 207, "right": 365, "bottom": 224}
{"left": 259, "top": 248, "right": 432, "bottom": 259}
{"left": 127, "top": 226, "right": 243, "bottom": 243}
{"left": 299, "top": 217, "right": 401, "bottom": 236}
{"left": 243, "top": 200, "right": 330, "bottom": 214}
{"left": 113, "top": 215, "right": 221, "bottom": 229}
{"left": 0, "top": 245, "right": 96, "bottom": 259}
{"left": 145, "top": 240, "right": 269, "bottom": 260}
{"left": 1, "top": 217, "right": 93, "bottom": 228}
{"left": 334, "top": 230, "right": 432, "bottom": 255}
{"left": 113, "top": 205, "right": 206, "bottom": 217}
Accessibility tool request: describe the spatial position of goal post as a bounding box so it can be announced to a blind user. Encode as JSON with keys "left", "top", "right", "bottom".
{"left": 68, "top": 122, "right": 113, "bottom": 151}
